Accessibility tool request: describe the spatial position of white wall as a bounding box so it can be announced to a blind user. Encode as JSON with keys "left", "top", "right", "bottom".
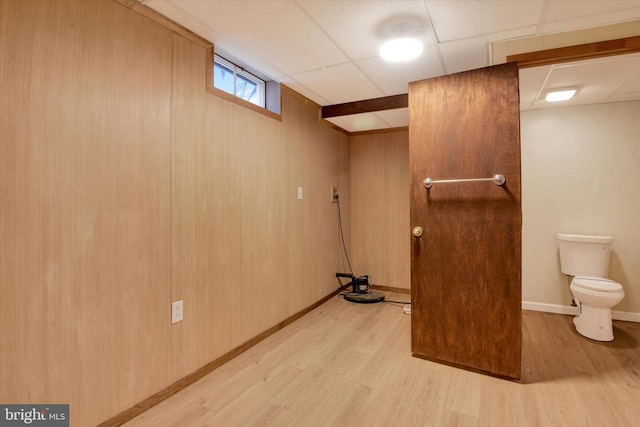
{"left": 521, "top": 101, "right": 640, "bottom": 315}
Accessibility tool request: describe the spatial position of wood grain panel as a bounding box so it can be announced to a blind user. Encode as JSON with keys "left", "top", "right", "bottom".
{"left": 409, "top": 63, "right": 521, "bottom": 379}
{"left": 170, "top": 34, "right": 239, "bottom": 378}
{"left": 385, "top": 133, "right": 410, "bottom": 289}
{"left": 350, "top": 130, "right": 410, "bottom": 289}
{"left": 171, "top": 31, "right": 350, "bottom": 376}
{"left": 0, "top": 0, "right": 173, "bottom": 425}
{"left": 74, "top": 6, "right": 173, "bottom": 421}
{"left": 350, "top": 136, "right": 385, "bottom": 281}
{"left": 0, "top": 0, "right": 30, "bottom": 402}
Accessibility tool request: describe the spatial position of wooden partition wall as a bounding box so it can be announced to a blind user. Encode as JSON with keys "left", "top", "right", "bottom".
{"left": 0, "top": 1, "right": 350, "bottom": 425}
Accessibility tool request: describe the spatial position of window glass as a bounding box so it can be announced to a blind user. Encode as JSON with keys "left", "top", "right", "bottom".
{"left": 214, "top": 55, "right": 265, "bottom": 108}
{"left": 213, "top": 61, "right": 234, "bottom": 95}
{"left": 236, "top": 74, "right": 259, "bottom": 105}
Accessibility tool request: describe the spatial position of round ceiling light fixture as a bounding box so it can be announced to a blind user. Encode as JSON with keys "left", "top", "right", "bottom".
{"left": 379, "top": 22, "right": 423, "bottom": 62}
{"left": 379, "top": 37, "right": 423, "bottom": 62}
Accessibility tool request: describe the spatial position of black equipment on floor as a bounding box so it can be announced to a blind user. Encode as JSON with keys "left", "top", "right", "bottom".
{"left": 336, "top": 273, "right": 385, "bottom": 304}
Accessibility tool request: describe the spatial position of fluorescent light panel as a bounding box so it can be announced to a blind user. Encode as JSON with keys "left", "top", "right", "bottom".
{"left": 545, "top": 88, "right": 577, "bottom": 102}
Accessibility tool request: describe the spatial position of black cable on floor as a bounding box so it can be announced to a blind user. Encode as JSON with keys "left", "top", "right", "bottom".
{"left": 336, "top": 195, "right": 354, "bottom": 277}
{"left": 384, "top": 300, "right": 411, "bottom": 305}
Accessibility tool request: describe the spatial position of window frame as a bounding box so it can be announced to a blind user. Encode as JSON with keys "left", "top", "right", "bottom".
{"left": 206, "top": 47, "right": 281, "bottom": 121}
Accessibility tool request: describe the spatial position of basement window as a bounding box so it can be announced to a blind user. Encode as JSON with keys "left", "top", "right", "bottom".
{"left": 208, "top": 50, "right": 281, "bottom": 119}
{"left": 214, "top": 54, "right": 265, "bottom": 108}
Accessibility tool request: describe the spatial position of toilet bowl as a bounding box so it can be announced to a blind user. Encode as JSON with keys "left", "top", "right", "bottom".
{"left": 557, "top": 233, "right": 625, "bottom": 341}
{"left": 570, "top": 277, "right": 624, "bottom": 341}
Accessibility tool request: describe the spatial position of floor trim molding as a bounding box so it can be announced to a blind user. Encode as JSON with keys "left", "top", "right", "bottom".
{"left": 522, "top": 301, "right": 640, "bottom": 322}
{"left": 371, "top": 284, "right": 410, "bottom": 294}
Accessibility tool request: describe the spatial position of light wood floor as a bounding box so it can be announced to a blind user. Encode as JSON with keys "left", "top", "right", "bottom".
{"left": 123, "top": 292, "right": 640, "bottom": 426}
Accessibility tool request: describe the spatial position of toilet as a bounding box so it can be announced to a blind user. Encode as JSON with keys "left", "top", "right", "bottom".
{"left": 557, "top": 233, "right": 625, "bottom": 341}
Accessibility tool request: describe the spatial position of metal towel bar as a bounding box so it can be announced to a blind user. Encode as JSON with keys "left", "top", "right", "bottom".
{"left": 423, "top": 174, "right": 505, "bottom": 189}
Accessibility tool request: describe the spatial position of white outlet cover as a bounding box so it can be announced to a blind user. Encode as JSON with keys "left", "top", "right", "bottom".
{"left": 297, "top": 186, "right": 303, "bottom": 200}
{"left": 171, "top": 300, "right": 183, "bottom": 324}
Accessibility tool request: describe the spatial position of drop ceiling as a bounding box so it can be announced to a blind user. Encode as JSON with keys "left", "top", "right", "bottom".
{"left": 140, "top": 0, "right": 640, "bottom": 133}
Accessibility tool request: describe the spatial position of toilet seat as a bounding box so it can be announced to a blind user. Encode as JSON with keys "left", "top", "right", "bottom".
{"left": 572, "top": 276, "right": 623, "bottom": 293}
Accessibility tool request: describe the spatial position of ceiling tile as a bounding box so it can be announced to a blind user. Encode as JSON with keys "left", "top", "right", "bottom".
{"left": 279, "top": 78, "right": 330, "bottom": 106}
{"left": 438, "top": 37, "right": 490, "bottom": 74}
{"left": 541, "top": 1, "right": 640, "bottom": 33}
{"left": 606, "top": 92, "right": 640, "bottom": 103}
{"left": 142, "top": 0, "right": 214, "bottom": 35}
{"left": 357, "top": 45, "right": 444, "bottom": 95}
{"left": 519, "top": 65, "right": 552, "bottom": 111}
{"left": 615, "top": 71, "right": 640, "bottom": 94}
{"left": 375, "top": 108, "right": 409, "bottom": 128}
{"left": 325, "top": 113, "right": 391, "bottom": 133}
{"left": 426, "top": 0, "right": 544, "bottom": 42}
{"left": 439, "top": 26, "right": 538, "bottom": 74}
{"left": 292, "top": 63, "right": 384, "bottom": 105}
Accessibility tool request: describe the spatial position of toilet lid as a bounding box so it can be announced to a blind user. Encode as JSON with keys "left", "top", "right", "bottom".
{"left": 572, "top": 276, "right": 623, "bottom": 292}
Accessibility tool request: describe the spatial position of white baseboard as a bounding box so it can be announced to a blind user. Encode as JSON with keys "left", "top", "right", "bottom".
{"left": 522, "top": 301, "right": 577, "bottom": 316}
{"left": 612, "top": 310, "right": 640, "bottom": 322}
{"left": 522, "top": 301, "right": 640, "bottom": 323}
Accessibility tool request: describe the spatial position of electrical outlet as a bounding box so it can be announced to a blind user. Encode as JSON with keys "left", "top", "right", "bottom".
{"left": 171, "top": 300, "right": 183, "bottom": 324}
{"left": 331, "top": 186, "right": 339, "bottom": 203}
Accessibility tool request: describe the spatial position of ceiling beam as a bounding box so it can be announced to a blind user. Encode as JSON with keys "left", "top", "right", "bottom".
{"left": 321, "top": 94, "right": 408, "bottom": 118}
{"left": 507, "top": 35, "right": 640, "bottom": 69}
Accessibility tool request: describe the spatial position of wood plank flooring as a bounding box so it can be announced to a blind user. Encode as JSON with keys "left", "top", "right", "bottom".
{"left": 123, "top": 292, "right": 640, "bottom": 426}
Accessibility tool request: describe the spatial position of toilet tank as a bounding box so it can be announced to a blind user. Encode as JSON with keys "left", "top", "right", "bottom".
{"left": 557, "top": 233, "right": 613, "bottom": 277}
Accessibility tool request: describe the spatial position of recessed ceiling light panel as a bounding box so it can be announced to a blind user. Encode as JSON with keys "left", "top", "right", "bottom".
{"left": 379, "top": 37, "right": 423, "bottom": 62}
{"left": 545, "top": 88, "right": 578, "bottom": 102}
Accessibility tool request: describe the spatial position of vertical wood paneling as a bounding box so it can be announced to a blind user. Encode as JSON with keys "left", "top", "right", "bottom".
{"left": 1, "top": 1, "right": 168, "bottom": 425}
{"left": 282, "top": 94, "right": 321, "bottom": 312}
{"left": 77, "top": 2, "right": 174, "bottom": 416}
{"left": 170, "top": 36, "right": 350, "bottom": 378}
{"left": 385, "top": 134, "right": 410, "bottom": 288}
{"left": 238, "top": 110, "right": 287, "bottom": 340}
{"left": 315, "top": 123, "right": 347, "bottom": 300}
{"left": 349, "top": 131, "right": 410, "bottom": 289}
{"left": 0, "top": 0, "right": 34, "bottom": 403}
{"left": 336, "top": 131, "right": 352, "bottom": 276}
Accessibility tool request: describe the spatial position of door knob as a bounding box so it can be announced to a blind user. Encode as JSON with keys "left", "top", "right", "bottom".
{"left": 412, "top": 226, "right": 423, "bottom": 237}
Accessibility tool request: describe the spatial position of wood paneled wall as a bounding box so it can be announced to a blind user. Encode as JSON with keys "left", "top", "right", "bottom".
{"left": 169, "top": 35, "right": 351, "bottom": 378}
{"left": 0, "top": 1, "right": 349, "bottom": 425}
{"left": 349, "top": 131, "right": 410, "bottom": 289}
